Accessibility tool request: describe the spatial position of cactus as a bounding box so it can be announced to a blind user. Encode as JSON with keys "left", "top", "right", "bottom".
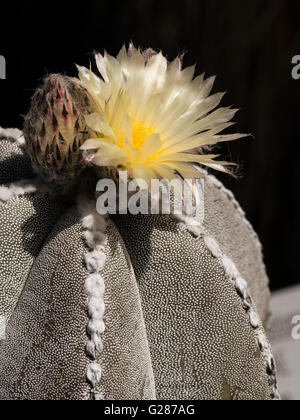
{"left": 0, "top": 44, "right": 280, "bottom": 401}
{"left": 0, "top": 127, "right": 279, "bottom": 400}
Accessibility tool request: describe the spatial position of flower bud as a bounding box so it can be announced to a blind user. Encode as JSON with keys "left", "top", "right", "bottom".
{"left": 24, "top": 74, "right": 93, "bottom": 192}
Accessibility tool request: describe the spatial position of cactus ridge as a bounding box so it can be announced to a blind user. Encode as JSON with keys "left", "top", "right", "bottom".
{"left": 172, "top": 211, "right": 280, "bottom": 400}
{"left": 203, "top": 173, "right": 270, "bottom": 326}
{"left": 78, "top": 197, "right": 107, "bottom": 400}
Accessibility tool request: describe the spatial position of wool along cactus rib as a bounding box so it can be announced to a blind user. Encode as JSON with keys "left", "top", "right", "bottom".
{"left": 1, "top": 204, "right": 156, "bottom": 400}
{"left": 0, "top": 45, "right": 279, "bottom": 400}
{"left": 113, "top": 210, "right": 279, "bottom": 400}
{"left": 202, "top": 173, "right": 271, "bottom": 328}
{"left": 0, "top": 131, "right": 155, "bottom": 400}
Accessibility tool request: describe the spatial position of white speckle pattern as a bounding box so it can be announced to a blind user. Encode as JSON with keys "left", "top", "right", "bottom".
{"left": 205, "top": 173, "right": 263, "bottom": 252}
{"left": 173, "top": 211, "right": 280, "bottom": 400}
{"left": 0, "top": 189, "right": 68, "bottom": 332}
{"left": 0, "top": 207, "right": 93, "bottom": 400}
{"left": 78, "top": 197, "right": 107, "bottom": 399}
{"left": 0, "top": 133, "right": 34, "bottom": 185}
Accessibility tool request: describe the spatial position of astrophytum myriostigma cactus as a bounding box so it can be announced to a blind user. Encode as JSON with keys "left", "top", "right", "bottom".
{"left": 0, "top": 127, "right": 280, "bottom": 401}
{"left": 0, "top": 46, "right": 280, "bottom": 401}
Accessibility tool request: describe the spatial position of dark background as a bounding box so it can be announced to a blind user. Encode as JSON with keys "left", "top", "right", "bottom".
{"left": 1, "top": 0, "right": 299, "bottom": 291}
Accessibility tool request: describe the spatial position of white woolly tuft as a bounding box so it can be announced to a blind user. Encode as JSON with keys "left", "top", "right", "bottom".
{"left": 85, "top": 274, "right": 105, "bottom": 298}
{"left": 235, "top": 277, "right": 248, "bottom": 299}
{"left": 78, "top": 195, "right": 107, "bottom": 400}
{"left": 0, "top": 127, "right": 22, "bottom": 141}
{"left": 221, "top": 255, "right": 240, "bottom": 280}
{"left": 0, "top": 179, "right": 40, "bottom": 203}
{"left": 85, "top": 251, "right": 106, "bottom": 273}
{"left": 204, "top": 236, "right": 222, "bottom": 258}
{"left": 81, "top": 215, "right": 95, "bottom": 231}
{"left": 87, "top": 362, "right": 102, "bottom": 387}
{"left": 249, "top": 310, "right": 260, "bottom": 329}
{"left": 174, "top": 214, "right": 204, "bottom": 237}
{"left": 17, "top": 136, "right": 26, "bottom": 146}
{"left": 0, "top": 127, "right": 26, "bottom": 147}
{"left": 0, "top": 187, "right": 13, "bottom": 202}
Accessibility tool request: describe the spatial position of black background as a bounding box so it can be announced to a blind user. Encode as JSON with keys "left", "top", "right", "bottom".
{"left": 1, "top": 0, "right": 299, "bottom": 291}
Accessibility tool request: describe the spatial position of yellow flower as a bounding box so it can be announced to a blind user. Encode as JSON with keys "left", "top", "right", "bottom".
{"left": 78, "top": 44, "right": 246, "bottom": 188}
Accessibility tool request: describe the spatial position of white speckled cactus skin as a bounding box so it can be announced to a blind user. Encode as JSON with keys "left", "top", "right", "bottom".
{"left": 0, "top": 128, "right": 280, "bottom": 400}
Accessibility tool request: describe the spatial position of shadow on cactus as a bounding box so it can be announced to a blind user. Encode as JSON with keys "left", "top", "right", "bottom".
{"left": 0, "top": 44, "right": 280, "bottom": 400}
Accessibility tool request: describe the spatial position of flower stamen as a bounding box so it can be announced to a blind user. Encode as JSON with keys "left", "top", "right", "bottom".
{"left": 132, "top": 119, "right": 156, "bottom": 151}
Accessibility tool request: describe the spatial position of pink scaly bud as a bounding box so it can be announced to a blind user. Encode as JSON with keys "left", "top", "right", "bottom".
{"left": 24, "top": 74, "right": 93, "bottom": 193}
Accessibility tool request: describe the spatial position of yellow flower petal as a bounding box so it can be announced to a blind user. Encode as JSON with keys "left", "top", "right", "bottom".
{"left": 85, "top": 113, "right": 115, "bottom": 139}
{"left": 80, "top": 138, "right": 103, "bottom": 150}
{"left": 158, "top": 153, "right": 220, "bottom": 163}
{"left": 163, "top": 162, "right": 204, "bottom": 179}
{"left": 88, "top": 139, "right": 129, "bottom": 166}
{"left": 139, "top": 133, "right": 161, "bottom": 162}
